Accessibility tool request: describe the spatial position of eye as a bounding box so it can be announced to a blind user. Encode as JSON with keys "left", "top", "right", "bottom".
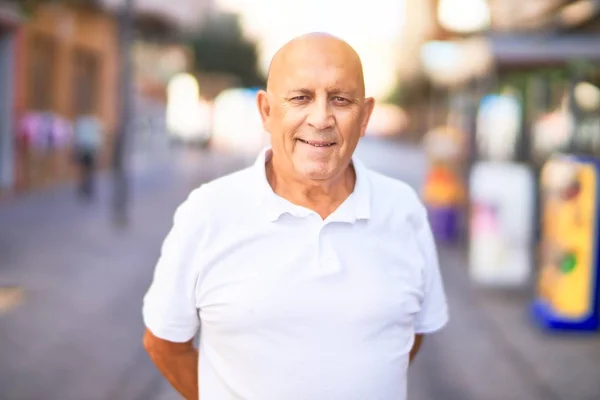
{"left": 290, "top": 95, "right": 310, "bottom": 102}
{"left": 332, "top": 96, "right": 350, "bottom": 105}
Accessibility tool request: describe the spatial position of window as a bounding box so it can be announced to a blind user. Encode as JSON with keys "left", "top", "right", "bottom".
{"left": 72, "top": 48, "right": 99, "bottom": 116}
{"left": 28, "top": 34, "right": 57, "bottom": 111}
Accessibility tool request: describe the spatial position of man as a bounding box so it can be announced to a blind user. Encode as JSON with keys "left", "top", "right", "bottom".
{"left": 143, "top": 33, "right": 449, "bottom": 400}
{"left": 72, "top": 113, "right": 102, "bottom": 200}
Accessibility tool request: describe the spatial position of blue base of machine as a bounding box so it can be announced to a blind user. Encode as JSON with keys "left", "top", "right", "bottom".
{"left": 532, "top": 300, "right": 600, "bottom": 332}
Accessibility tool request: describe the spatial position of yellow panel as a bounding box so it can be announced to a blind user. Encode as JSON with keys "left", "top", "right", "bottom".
{"left": 543, "top": 164, "right": 597, "bottom": 318}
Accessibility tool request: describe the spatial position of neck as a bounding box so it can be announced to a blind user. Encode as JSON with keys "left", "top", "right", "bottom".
{"left": 266, "top": 157, "right": 356, "bottom": 219}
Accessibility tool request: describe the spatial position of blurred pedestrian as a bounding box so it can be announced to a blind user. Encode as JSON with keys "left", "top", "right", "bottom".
{"left": 143, "top": 33, "right": 448, "bottom": 400}
{"left": 73, "top": 114, "right": 102, "bottom": 201}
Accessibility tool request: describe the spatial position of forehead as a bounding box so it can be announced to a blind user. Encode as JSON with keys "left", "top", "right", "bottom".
{"left": 285, "top": 67, "right": 358, "bottom": 93}
{"left": 274, "top": 44, "right": 362, "bottom": 93}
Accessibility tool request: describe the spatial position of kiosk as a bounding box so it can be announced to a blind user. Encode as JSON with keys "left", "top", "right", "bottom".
{"left": 533, "top": 155, "right": 600, "bottom": 331}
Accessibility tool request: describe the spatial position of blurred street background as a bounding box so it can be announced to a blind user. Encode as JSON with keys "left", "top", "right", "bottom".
{"left": 1, "top": 0, "right": 600, "bottom": 399}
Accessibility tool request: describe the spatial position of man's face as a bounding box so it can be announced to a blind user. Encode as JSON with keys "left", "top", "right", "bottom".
{"left": 258, "top": 38, "right": 374, "bottom": 182}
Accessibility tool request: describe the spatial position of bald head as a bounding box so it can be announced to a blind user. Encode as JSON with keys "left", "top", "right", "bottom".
{"left": 266, "top": 33, "right": 366, "bottom": 97}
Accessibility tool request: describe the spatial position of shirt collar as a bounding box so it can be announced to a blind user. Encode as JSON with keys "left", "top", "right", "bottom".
{"left": 253, "top": 147, "right": 371, "bottom": 223}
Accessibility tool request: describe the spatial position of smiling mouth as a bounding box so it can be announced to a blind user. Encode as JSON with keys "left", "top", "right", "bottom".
{"left": 297, "top": 139, "right": 337, "bottom": 147}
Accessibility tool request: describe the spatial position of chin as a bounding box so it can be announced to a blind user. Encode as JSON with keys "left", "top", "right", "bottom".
{"left": 302, "top": 172, "right": 333, "bottom": 181}
{"left": 295, "top": 163, "right": 336, "bottom": 181}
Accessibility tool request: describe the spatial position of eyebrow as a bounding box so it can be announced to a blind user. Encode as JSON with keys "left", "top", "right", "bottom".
{"left": 287, "top": 89, "right": 313, "bottom": 96}
{"left": 286, "top": 87, "right": 359, "bottom": 96}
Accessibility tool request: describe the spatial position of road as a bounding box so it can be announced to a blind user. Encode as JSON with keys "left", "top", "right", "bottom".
{"left": 1, "top": 138, "right": 599, "bottom": 400}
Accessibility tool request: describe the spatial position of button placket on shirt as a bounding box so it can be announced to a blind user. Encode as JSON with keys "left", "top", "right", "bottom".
{"left": 316, "top": 221, "right": 343, "bottom": 275}
{"left": 313, "top": 195, "right": 358, "bottom": 275}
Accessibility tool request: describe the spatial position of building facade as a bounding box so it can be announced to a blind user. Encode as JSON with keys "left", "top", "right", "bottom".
{"left": 1, "top": 0, "right": 213, "bottom": 195}
{"left": 11, "top": 3, "right": 119, "bottom": 191}
{"left": 0, "top": 2, "right": 19, "bottom": 196}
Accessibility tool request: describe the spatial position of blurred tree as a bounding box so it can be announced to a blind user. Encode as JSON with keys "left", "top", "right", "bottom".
{"left": 187, "top": 12, "right": 265, "bottom": 88}
{"left": 385, "top": 77, "right": 429, "bottom": 107}
{"left": 385, "top": 83, "right": 407, "bottom": 106}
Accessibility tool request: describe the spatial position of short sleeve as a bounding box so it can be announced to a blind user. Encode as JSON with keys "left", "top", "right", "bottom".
{"left": 413, "top": 206, "right": 449, "bottom": 334}
{"left": 142, "top": 189, "right": 205, "bottom": 342}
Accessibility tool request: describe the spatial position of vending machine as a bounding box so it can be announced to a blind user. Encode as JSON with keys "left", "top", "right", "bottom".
{"left": 533, "top": 155, "right": 600, "bottom": 331}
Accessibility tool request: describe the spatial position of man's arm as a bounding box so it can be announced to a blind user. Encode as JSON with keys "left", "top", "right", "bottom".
{"left": 143, "top": 329, "right": 199, "bottom": 400}
{"left": 409, "top": 334, "right": 424, "bottom": 363}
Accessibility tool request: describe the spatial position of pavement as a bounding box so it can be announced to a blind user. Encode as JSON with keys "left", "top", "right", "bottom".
{"left": 1, "top": 138, "right": 599, "bottom": 400}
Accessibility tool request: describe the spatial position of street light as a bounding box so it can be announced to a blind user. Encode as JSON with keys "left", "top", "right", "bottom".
{"left": 112, "top": 0, "right": 134, "bottom": 226}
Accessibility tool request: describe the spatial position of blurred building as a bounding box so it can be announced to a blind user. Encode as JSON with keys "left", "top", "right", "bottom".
{"left": 398, "top": 0, "right": 439, "bottom": 81}
{"left": 396, "top": 0, "right": 448, "bottom": 139}
{"left": 419, "top": 0, "right": 600, "bottom": 166}
{"left": 0, "top": 0, "right": 213, "bottom": 195}
{"left": 8, "top": 1, "right": 119, "bottom": 191}
{"left": 415, "top": 0, "right": 600, "bottom": 259}
{"left": 102, "top": 0, "right": 214, "bottom": 32}
{"left": 102, "top": 0, "right": 214, "bottom": 103}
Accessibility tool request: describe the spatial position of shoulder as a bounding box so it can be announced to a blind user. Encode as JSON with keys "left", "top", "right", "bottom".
{"left": 366, "top": 168, "right": 426, "bottom": 220}
{"left": 176, "top": 165, "right": 256, "bottom": 223}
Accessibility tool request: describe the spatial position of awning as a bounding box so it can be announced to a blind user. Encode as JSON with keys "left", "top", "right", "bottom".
{"left": 489, "top": 34, "right": 600, "bottom": 65}
{"left": 421, "top": 33, "right": 600, "bottom": 86}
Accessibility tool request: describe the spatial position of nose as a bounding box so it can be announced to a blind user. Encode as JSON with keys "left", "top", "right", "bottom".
{"left": 306, "top": 98, "right": 334, "bottom": 131}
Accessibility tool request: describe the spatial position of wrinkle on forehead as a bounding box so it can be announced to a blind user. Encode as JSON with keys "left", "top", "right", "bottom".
{"left": 266, "top": 33, "right": 365, "bottom": 97}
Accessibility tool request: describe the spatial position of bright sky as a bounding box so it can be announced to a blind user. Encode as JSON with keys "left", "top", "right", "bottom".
{"left": 214, "top": 0, "right": 406, "bottom": 100}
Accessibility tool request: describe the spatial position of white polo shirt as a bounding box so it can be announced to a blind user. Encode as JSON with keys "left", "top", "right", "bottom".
{"left": 143, "top": 148, "right": 449, "bottom": 400}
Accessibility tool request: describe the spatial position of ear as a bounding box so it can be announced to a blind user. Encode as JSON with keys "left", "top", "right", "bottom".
{"left": 360, "top": 97, "right": 375, "bottom": 138}
{"left": 257, "top": 90, "right": 271, "bottom": 130}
